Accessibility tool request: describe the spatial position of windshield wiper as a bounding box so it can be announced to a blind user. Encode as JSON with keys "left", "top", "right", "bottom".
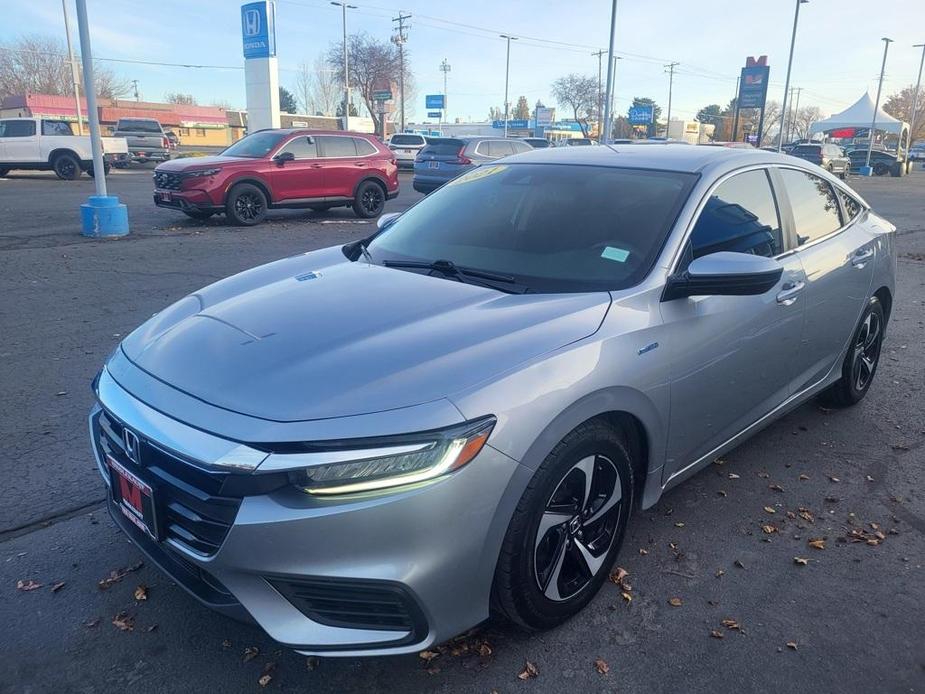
{"left": 382, "top": 259, "right": 529, "bottom": 293}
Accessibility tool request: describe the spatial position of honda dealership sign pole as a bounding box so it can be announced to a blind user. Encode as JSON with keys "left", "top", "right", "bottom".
{"left": 242, "top": 2, "right": 280, "bottom": 132}
{"left": 75, "top": 0, "right": 128, "bottom": 237}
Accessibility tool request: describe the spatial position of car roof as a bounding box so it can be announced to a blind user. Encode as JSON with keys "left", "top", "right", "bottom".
{"left": 503, "top": 142, "right": 799, "bottom": 174}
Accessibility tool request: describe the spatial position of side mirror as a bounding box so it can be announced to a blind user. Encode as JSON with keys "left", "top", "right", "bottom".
{"left": 377, "top": 212, "right": 401, "bottom": 230}
{"left": 662, "top": 251, "right": 783, "bottom": 301}
{"left": 273, "top": 151, "right": 295, "bottom": 165}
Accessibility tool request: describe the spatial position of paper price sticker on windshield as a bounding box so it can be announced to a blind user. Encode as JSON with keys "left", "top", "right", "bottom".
{"left": 601, "top": 246, "right": 630, "bottom": 262}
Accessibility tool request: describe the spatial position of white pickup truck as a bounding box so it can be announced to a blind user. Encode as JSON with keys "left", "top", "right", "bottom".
{"left": 0, "top": 117, "right": 128, "bottom": 180}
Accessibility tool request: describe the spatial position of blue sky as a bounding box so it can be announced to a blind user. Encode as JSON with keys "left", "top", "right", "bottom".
{"left": 5, "top": 0, "right": 924, "bottom": 123}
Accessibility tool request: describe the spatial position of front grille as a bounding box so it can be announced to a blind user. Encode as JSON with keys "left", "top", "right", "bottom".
{"left": 269, "top": 576, "right": 426, "bottom": 634}
{"left": 153, "top": 171, "right": 183, "bottom": 190}
{"left": 96, "top": 410, "right": 241, "bottom": 556}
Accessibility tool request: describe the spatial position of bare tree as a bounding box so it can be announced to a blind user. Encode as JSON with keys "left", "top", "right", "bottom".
{"left": 884, "top": 85, "right": 925, "bottom": 141}
{"left": 0, "top": 34, "right": 130, "bottom": 100}
{"left": 550, "top": 74, "right": 597, "bottom": 136}
{"left": 293, "top": 60, "right": 313, "bottom": 115}
{"left": 310, "top": 55, "right": 339, "bottom": 116}
{"left": 210, "top": 98, "right": 232, "bottom": 110}
{"left": 164, "top": 92, "right": 196, "bottom": 105}
{"left": 792, "top": 105, "right": 823, "bottom": 140}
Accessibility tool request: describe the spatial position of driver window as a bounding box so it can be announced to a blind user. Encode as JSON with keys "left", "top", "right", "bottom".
{"left": 688, "top": 169, "right": 783, "bottom": 262}
{"left": 278, "top": 136, "right": 316, "bottom": 159}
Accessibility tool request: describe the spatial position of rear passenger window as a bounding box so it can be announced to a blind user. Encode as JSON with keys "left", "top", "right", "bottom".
{"left": 485, "top": 140, "right": 515, "bottom": 157}
{"left": 779, "top": 169, "right": 842, "bottom": 245}
{"left": 42, "top": 120, "right": 73, "bottom": 136}
{"left": 278, "top": 136, "right": 316, "bottom": 159}
{"left": 0, "top": 120, "right": 36, "bottom": 137}
{"left": 838, "top": 190, "right": 863, "bottom": 222}
{"left": 353, "top": 138, "right": 377, "bottom": 156}
{"left": 319, "top": 136, "right": 356, "bottom": 157}
{"left": 510, "top": 141, "right": 531, "bottom": 154}
{"left": 689, "top": 169, "right": 783, "bottom": 260}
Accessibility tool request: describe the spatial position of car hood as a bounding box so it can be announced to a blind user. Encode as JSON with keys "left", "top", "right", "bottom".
{"left": 154, "top": 155, "right": 247, "bottom": 171}
{"left": 119, "top": 247, "right": 610, "bottom": 422}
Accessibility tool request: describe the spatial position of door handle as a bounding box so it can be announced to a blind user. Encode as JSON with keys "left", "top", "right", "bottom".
{"left": 851, "top": 248, "right": 874, "bottom": 267}
{"left": 311, "top": 163, "right": 323, "bottom": 168}
{"left": 776, "top": 280, "right": 805, "bottom": 306}
{"left": 354, "top": 162, "right": 367, "bottom": 167}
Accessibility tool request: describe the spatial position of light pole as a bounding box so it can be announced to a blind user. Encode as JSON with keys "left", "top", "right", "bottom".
{"left": 391, "top": 13, "right": 410, "bottom": 133}
{"left": 664, "top": 62, "right": 679, "bottom": 137}
{"left": 601, "top": 0, "right": 618, "bottom": 144}
{"left": 906, "top": 43, "right": 925, "bottom": 159}
{"left": 777, "top": 0, "right": 809, "bottom": 152}
{"left": 864, "top": 37, "right": 893, "bottom": 174}
{"left": 593, "top": 50, "right": 605, "bottom": 139}
{"left": 331, "top": 2, "right": 356, "bottom": 131}
{"left": 500, "top": 34, "right": 517, "bottom": 137}
{"left": 440, "top": 58, "right": 451, "bottom": 129}
{"left": 608, "top": 56, "right": 621, "bottom": 139}
{"left": 61, "top": 0, "right": 83, "bottom": 135}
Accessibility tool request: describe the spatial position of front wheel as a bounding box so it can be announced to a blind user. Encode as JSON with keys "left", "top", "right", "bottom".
{"left": 818, "top": 296, "right": 885, "bottom": 408}
{"left": 225, "top": 183, "right": 268, "bottom": 226}
{"left": 492, "top": 419, "right": 634, "bottom": 631}
{"left": 352, "top": 180, "right": 385, "bottom": 219}
{"left": 53, "top": 153, "right": 81, "bottom": 180}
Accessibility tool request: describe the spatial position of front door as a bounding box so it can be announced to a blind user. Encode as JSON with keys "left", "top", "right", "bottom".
{"left": 661, "top": 168, "right": 806, "bottom": 479}
{"left": 774, "top": 168, "right": 875, "bottom": 391}
{"left": 269, "top": 135, "right": 325, "bottom": 203}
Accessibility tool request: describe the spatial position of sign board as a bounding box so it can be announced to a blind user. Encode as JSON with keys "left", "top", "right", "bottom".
{"left": 492, "top": 119, "right": 530, "bottom": 129}
{"left": 372, "top": 90, "right": 392, "bottom": 101}
{"left": 425, "top": 94, "right": 446, "bottom": 109}
{"left": 738, "top": 64, "right": 770, "bottom": 110}
{"left": 427, "top": 111, "right": 442, "bottom": 118}
{"left": 291, "top": 120, "right": 308, "bottom": 127}
{"left": 535, "top": 106, "right": 555, "bottom": 126}
{"left": 628, "top": 106, "right": 654, "bottom": 125}
{"left": 545, "top": 121, "right": 583, "bottom": 132}
{"left": 241, "top": 1, "right": 276, "bottom": 59}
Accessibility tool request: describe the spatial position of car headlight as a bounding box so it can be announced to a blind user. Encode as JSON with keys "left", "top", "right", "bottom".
{"left": 282, "top": 417, "right": 495, "bottom": 495}
{"left": 186, "top": 168, "right": 221, "bottom": 178}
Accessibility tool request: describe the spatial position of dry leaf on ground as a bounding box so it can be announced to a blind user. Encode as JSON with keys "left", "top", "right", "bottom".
{"left": 419, "top": 650, "right": 440, "bottom": 662}
{"left": 807, "top": 538, "right": 826, "bottom": 550}
{"left": 594, "top": 658, "right": 610, "bottom": 675}
{"left": 710, "top": 629, "right": 725, "bottom": 639}
{"left": 793, "top": 557, "right": 808, "bottom": 565}
{"left": 517, "top": 661, "right": 539, "bottom": 680}
{"left": 786, "top": 641, "right": 798, "bottom": 650}
{"left": 668, "top": 597, "right": 683, "bottom": 607}
{"left": 764, "top": 506, "right": 776, "bottom": 514}
{"left": 16, "top": 579, "right": 43, "bottom": 592}
{"left": 112, "top": 612, "right": 134, "bottom": 632}
{"left": 243, "top": 646, "right": 259, "bottom": 662}
{"left": 51, "top": 581, "right": 66, "bottom": 593}
{"left": 134, "top": 584, "right": 148, "bottom": 601}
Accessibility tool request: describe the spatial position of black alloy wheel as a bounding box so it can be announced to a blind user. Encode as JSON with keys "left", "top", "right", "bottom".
{"left": 353, "top": 181, "right": 385, "bottom": 218}
{"left": 819, "top": 296, "right": 885, "bottom": 407}
{"left": 53, "top": 153, "right": 80, "bottom": 180}
{"left": 226, "top": 183, "right": 267, "bottom": 226}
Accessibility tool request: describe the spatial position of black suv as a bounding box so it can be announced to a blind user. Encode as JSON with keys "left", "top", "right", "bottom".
{"left": 789, "top": 143, "right": 850, "bottom": 179}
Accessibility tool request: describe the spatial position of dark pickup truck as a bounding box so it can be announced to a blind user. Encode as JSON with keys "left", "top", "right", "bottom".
{"left": 112, "top": 118, "right": 170, "bottom": 166}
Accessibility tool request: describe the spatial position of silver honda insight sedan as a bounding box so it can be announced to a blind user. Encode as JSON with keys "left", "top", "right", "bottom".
{"left": 89, "top": 145, "right": 895, "bottom": 656}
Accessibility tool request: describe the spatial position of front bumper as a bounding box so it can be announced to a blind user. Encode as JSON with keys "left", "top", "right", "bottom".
{"left": 153, "top": 189, "right": 223, "bottom": 213}
{"left": 89, "top": 368, "right": 525, "bottom": 656}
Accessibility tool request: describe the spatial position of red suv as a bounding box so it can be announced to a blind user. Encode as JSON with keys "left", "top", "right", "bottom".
{"left": 152, "top": 129, "right": 399, "bottom": 225}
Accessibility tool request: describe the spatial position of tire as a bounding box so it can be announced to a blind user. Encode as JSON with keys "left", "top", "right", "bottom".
{"left": 183, "top": 209, "right": 214, "bottom": 220}
{"left": 352, "top": 180, "right": 385, "bottom": 218}
{"left": 492, "top": 419, "right": 634, "bottom": 631}
{"left": 86, "top": 161, "right": 111, "bottom": 178}
{"left": 113, "top": 161, "right": 129, "bottom": 169}
{"left": 225, "top": 183, "right": 268, "bottom": 226}
{"left": 818, "top": 296, "right": 885, "bottom": 408}
{"left": 52, "top": 152, "right": 81, "bottom": 180}
{"left": 873, "top": 162, "right": 889, "bottom": 176}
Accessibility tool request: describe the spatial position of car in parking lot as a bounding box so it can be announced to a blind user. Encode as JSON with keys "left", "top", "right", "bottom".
{"left": 112, "top": 118, "right": 171, "bottom": 166}
{"left": 386, "top": 133, "right": 428, "bottom": 168}
{"left": 411, "top": 136, "right": 531, "bottom": 193}
{"left": 845, "top": 147, "right": 903, "bottom": 176}
{"left": 0, "top": 117, "right": 124, "bottom": 179}
{"left": 789, "top": 142, "right": 850, "bottom": 179}
{"left": 563, "top": 137, "right": 594, "bottom": 146}
{"left": 152, "top": 129, "right": 399, "bottom": 224}
{"left": 91, "top": 144, "right": 894, "bottom": 656}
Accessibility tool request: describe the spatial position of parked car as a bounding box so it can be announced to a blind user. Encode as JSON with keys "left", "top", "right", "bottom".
{"left": 845, "top": 147, "right": 903, "bottom": 177}
{"left": 386, "top": 133, "right": 428, "bottom": 168}
{"left": 152, "top": 129, "right": 398, "bottom": 224}
{"left": 564, "top": 137, "right": 594, "bottom": 146}
{"left": 908, "top": 143, "right": 925, "bottom": 161}
{"left": 704, "top": 141, "right": 755, "bottom": 149}
{"left": 789, "top": 143, "right": 850, "bottom": 179}
{"left": 164, "top": 130, "right": 180, "bottom": 150}
{"left": 412, "top": 136, "right": 531, "bottom": 193}
{"left": 90, "top": 145, "right": 894, "bottom": 656}
{"left": 0, "top": 117, "right": 125, "bottom": 179}
{"left": 112, "top": 118, "right": 171, "bottom": 166}
{"left": 522, "top": 137, "right": 551, "bottom": 148}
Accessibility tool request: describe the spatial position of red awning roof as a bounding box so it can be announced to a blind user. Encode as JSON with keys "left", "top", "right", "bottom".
{"left": 1, "top": 93, "right": 227, "bottom": 126}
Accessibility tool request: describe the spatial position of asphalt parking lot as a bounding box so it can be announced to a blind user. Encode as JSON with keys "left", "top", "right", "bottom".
{"left": 1, "top": 166, "right": 924, "bottom": 693}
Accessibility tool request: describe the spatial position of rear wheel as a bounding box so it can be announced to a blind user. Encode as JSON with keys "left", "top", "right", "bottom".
{"left": 818, "top": 296, "right": 885, "bottom": 408}
{"left": 53, "top": 153, "right": 81, "bottom": 180}
{"left": 225, "top": 183, "right": 267, "bottom": 226}
{"left": 492, "top": 419, "right": 634, "bottom": 630}
{"left": 352, "top": 180, "right": 385, "bottom": 218}
{"left": 873, "top": 162, "right": 890, "bottom": 176}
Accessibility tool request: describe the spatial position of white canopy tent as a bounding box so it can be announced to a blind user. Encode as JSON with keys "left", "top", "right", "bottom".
{"left": 810, "top": 92, "right": 908, "bottom": 139}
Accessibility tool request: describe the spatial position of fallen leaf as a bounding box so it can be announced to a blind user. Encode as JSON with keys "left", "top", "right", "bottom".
{"left": 674, "top": 522, "right": 685, "bottom": 528}
{"left": 112, "top": 611, "right": 134, "bottom": 632}
{"left": 721, "top": 619, "right": 741, "bottom": 631}
{"left": 829, "top": 476, "right": 840, "bottom": 483}
{"left": 478, "top": 642, "right": 493, "bottom": 657}
{"left": 757, "top": 472, "right": 770, "bottom": 479}
{"left": 798, "top": 509, "right": 815, "bottom": 523}
{"left": 611, "top": 567, "right": 628, "bottom": 583}
{"left": 786, "top": 641, "right": 798, "bottom": 650}
{"left": 668, "top": 597, "right": 683, "bottom": 607}
{"left": 734, "top": 560, "right": 746, "bottom": 569}
{"left": 713, "top": 457, "right": 726, "bottom": 465}
{"left": 793, "top": 557, "right": 808, "bottom": 566}
{"left": 710, "top": 629, "right": 725, "bottom": 639}
{"left": 621, "top": 591, "right": 633, "bottom": 603}
{"left": 715, "top": 569, "right": 725, "bottom": 578}
{"left": 717, "top": 490, "right": 727, "bottom": 497}
{"left": 799, "top": 474, "right": 810, "bottom": 481}
{"left": 83, "top": 616, "right": 101, "bottom": 628}
{"left": 51, "top": 581, "right": 66, "bottom": 593}
{"left": 594, "top": 658, "right": 610, "bottom": 675}
{"left": 98, "top": 561, "right": 144, "bottom": 590}
{"left": 258, "top": 674, "right": 272, "bottom": 687}
{"left": 728, "top": 473, "right": 740, "bottom": 479}
{"left": 638, "top": 548, "right": 648, "bottom": 555}
{"left": 17, "top": 579, "right": 43, "bottom": 592}
{"left": 517, "top": 661, "right": 539, "bottom": 680}
{"left": 807, "top": 538, "right": 826, "bottom": 550}
{"left": 134, "top": 584, "right": 148, "bottom": 601}
{"left": 769, "top": 484, "right": 785, "bottom": 492}
{"left": 764, "top": 506, "right": 776, "bottom": 514}
{"left": 243, "top": 646, "right": 259, "bottom": 662}
{"left": 419, "top": 650, "right": 440, "bottom": 663}
{"left": 761, "top": 524, "right": 777, "bottom": 534}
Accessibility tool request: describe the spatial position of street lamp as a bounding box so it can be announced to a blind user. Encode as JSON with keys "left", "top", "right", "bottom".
{"left": 777, "top": 0, "right": 809, "bottom": 152}
{"left": 331, "top": 2, "right": 356, "bottom": 131}
{"left": 500, "top": 34, "right": 517, "bottom": 137}
{"left": 907, "top": 43, "right": 925, "bottom": 159}
{"left": 601, "top": 0, "right": 618, "bottom": 144}
{"left": 864, "top": 37, "right": 894, "bottom": 175}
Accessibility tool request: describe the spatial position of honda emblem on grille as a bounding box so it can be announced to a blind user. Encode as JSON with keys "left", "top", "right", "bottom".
{"left": 123, "top": 428, "right": 141, "bottom": 464}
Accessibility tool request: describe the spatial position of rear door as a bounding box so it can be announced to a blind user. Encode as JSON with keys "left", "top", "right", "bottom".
{"left": 315, "top": 135, "right": 362, "bottom": 198}
{"left": 0, "top": 119, "right": 39, "bottom": 162}
{"left": 268, "top": 135, "right": 324, "bottom": 202}
{"left": 773, "top": 167, "right": 875, "bottom": 391}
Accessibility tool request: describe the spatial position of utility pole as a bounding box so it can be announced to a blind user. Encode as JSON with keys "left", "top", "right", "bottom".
{"left": 593, "top": 49, "right": 605, "bottom": 139}
{"left": 664, "top": 62, "right": 680, "bottom": 138}
{"left": 331, "top": 2, "right": 356, "bottom": 131}
{"left": 790, "top": 87, "right": 802, "bottom": 141}
{"left": 778, "top": 0, "right": 809, "bottom": 151}
{"left": 500, "top": 34, "right": 517, "bottom": 137}
{"left": 601, "top": 0, "right": 618, "bottom": 144}
{"left": 731, "top": 74, "right": 741, "bottom": 141}
{"left": 906, "top": 43, "right": 925, "bottom": 158}
{"left": 131, "top": 79, "right": 140, "bottom": 102}
{"left": 865, "top": 38, "right": 893, "bottom": 173}
{"left": 61, "top": 0, "right": 83, "bottom": 135}
{"left": 440, "top": 58, "right": 451, "bottom": 129}
{"left": 392, "top": 12, "right": 410, "bottom": 133}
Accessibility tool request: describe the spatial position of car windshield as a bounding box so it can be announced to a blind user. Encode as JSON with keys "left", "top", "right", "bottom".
{"left": 792, "top": 145, "right": 821, "bottom": 155}
{"left": 389, "top": 135, "right": 423, "bottom": 145}
{"left": 222, "top": 131, "right": 286, "bottom": 158}
{"left": 118, "top": 120, "right": 162, "bottom": 132}
{"left": 369, "top": 163, "right": 696, "bottom": 292}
